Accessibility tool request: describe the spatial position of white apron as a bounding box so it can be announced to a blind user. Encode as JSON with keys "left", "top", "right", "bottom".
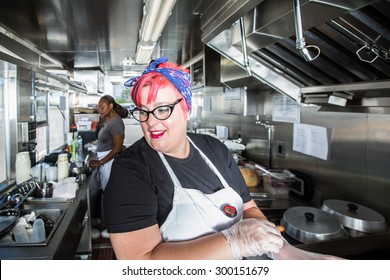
{"left": 97, "top": 150, "right": 114, "bottom": 191}
{"left": 158, "top": 137, "right": 243, "bottom": 242}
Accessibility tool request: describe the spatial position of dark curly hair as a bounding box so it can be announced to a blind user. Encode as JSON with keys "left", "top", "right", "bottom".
{"left": 99, "top": 95, "right": 129, "bottom": 118}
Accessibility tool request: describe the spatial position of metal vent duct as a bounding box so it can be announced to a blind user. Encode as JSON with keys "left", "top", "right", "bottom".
{"left": 202, "top": 0, "right": 390, "bottom": 113}
{"left": 231, "top": 0, "right": 380, "bottom": 52}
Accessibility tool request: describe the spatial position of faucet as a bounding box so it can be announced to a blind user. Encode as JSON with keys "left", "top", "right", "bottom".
{"left": 255, "top": 115, "right": 273, "bottom": 129}
{"left": 255, "top": 115, "right": 274, "bottom": 169}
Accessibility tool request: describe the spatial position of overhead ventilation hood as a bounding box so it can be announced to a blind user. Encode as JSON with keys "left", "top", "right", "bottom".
{"left": 229, "top": 0, "right": 381, "bottom": 52}
{"left": 0, "top": 23, "right": 67, "bottom": 69}
{"left": 188, "top": 45, "right": 225, "bottom": 93}
{"left": 220, "top": 55, "right": 273, "bottom": 90}
{"left": 200, "top": 0, "right": 390, "bottom": 113}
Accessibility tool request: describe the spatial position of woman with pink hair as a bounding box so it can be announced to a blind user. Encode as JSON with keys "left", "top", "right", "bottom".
{"left": 103, "top": 56, "right": 341, "bottom": 260}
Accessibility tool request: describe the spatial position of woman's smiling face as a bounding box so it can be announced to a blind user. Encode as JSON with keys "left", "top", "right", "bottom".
{"left": 138, "top": 85, "right": 189, "bottom": 157}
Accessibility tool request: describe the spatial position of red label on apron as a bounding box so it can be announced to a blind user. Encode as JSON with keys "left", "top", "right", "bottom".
{"left": 222, "top": 204, "right": 237, "bottom": 218}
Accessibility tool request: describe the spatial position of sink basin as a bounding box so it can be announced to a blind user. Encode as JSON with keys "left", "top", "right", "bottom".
{"left": 0, "top": 208, "right": 65, "bottom": 247}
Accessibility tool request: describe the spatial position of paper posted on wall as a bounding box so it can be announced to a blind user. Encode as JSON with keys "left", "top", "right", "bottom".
{"left": 292, "top": 123, "right": 330, "bottom": 160}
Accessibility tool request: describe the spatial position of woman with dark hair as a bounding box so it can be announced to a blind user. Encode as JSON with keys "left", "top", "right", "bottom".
{"left": 88, "top": 95, "right": 128, "bottom": 238}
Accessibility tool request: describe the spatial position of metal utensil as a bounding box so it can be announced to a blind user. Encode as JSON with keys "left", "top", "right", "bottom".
{"left": 84, "top": 154, "right": 89, "bottom": 166}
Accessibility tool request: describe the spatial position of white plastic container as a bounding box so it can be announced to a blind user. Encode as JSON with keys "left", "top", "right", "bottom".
{"left": 57, "top": 153, "right": 69, "bottom": 181}
{"left": 216, "top": 125, "right": 228, "bottom": 140}
{"left": 13, "top": 224, "right": 30, "bottom": 243}
{"left": 74, "top": 114, "right": 99, "bottom": 131}
{"left": 15, "top": 151, "right": 31, "bottom": 184}
{"left": 76, "top": 120, "right": 92, "bottom": 131}
{"left": 45, "top": 166, "right": 58, "bottom": 181}
{"left": 30, "top": 164, "right": 42, "bottom": 181}
{"left": 31, "top": 218, "right": 46, "bottom": 243}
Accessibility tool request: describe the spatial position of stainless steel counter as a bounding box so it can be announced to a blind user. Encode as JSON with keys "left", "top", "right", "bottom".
{"left": 251, "top": 186, "right": 314, "bottom": 210}
{"left": 296, "top": 232, "right": 390, "bottom": 260}
{"left": 0, "top": 176, "right": 91, "bottom": 260}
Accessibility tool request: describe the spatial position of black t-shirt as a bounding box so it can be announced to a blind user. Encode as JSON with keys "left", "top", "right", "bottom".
{"left": 104, "top": 133, "right": 251, "bottom": 233}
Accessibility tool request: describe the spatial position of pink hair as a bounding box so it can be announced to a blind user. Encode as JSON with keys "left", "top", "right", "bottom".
{"left": 130, "top": 62, "right": 189, "bottom": 114}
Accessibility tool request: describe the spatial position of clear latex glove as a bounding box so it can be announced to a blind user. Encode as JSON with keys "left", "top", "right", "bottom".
{"left": 221, "top": 218, "right": 284, "bottom": 260}
{"left": 267, "top": 238, "right": 345, "bottom": 260}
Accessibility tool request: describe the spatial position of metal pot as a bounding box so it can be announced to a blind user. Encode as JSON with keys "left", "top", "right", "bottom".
{"left": 71, "top": 165, "right": 89, "bottom": 175}
{"left": 321, "top": 199, "right": 388, "bottom": 237}
{"left": 281, "top": 206, "right": 349, "bottom": 244}
{"left": 70, "top": 154, "right": 90, "bottom": 175}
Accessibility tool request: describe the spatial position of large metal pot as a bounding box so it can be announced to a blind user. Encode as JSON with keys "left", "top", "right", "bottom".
{"left": 70, "top": 155, "right": 90, "bottom": 176}
{"left": 70, "top": 165, "right": 89, "bottom": 183}
{"left": 281, "top": 206, "right": 349, "bottom": 244}
{"left": 321, "top": 199, "right": 388, "bottom": 237}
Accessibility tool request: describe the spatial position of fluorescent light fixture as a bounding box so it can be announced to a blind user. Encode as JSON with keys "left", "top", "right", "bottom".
{"left": 149, "top": 0, "right": 176, "bottom": 42}
{"left": 135, "top": 43, "right": 156, "bottom": 65}
{"left": 139, "top": 0, "right": 162, "bottom": 43}
{"left": 135, "top": 0, "right": 177, "bottom": 64}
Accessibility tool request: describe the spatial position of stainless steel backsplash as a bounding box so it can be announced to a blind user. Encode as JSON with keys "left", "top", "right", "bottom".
{"left": 195, "top": 89, "right": 390, "bottom": 222}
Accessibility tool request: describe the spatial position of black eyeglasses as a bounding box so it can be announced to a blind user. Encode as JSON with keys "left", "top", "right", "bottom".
{"left": 130, "top": 99, "right": 183, "bottom": 122}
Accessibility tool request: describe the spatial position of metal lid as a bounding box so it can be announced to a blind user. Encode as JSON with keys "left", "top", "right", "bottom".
{"left": 321, "top": 199, "right": 388, "bottom": 233}
{"left": 281, "top": 206, "right": 348, "bottom": 244}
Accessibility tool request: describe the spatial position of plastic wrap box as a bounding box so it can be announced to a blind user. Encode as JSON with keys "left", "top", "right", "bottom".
{"left": 263, "top": 169, "right": 295, "bottom": 198}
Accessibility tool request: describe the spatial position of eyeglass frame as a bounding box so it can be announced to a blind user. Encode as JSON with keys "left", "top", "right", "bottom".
{"left": 130, "top": 98, "right": 183, "bottom": 122}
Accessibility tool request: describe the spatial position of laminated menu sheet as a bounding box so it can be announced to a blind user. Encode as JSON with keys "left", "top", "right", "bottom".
{"left": 272, "top": 95, "right": 301, "bottom": 123}
{"left": 293, "top": 123, "right": 330, "bottom": 160}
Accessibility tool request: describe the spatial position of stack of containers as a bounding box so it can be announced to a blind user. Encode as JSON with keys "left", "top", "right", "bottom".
{"left": 57, "top": 153, "right": 69, "bottom": 181}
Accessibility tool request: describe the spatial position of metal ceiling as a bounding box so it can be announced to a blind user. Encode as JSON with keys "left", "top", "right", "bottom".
{"left": 0, "top": 0, "right": 203, "bottom": 75}
{"left": 1, "top": 0, "right": 390, "bottom": 112}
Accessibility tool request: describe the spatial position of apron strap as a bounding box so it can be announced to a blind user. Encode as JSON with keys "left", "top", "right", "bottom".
{"left": 186, "top": 136, "right": 230, "bottom": 189}
{"left": 158, "top": 152, "right": 182, "bottom": 188}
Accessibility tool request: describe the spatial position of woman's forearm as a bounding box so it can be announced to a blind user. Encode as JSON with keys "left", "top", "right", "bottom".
{"left": 243, "top": 200, "right": 267, "bottom": 220}
{"left": 150, "top": 233, "right": 232, "bottom": 260}
{"left": 111, "top": 228, "right": 232, "bottom": 260}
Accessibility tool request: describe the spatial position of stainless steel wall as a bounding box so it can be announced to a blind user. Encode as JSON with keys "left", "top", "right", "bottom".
{"left": 197, "top": 88, "right": 390, "bottom": 222}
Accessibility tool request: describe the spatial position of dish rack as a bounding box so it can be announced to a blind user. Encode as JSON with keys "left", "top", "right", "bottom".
{"left": 0, "top": 180, "right": 38, "bottom": 210}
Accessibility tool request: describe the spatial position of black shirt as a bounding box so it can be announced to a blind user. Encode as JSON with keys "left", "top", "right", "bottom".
{"left": 104, "top": 133, "right": 251, "bottom": 233}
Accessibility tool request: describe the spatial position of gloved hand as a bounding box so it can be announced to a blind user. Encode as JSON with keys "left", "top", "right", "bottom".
{"left": 221, "top": 218, "right": 284, "bottom": 260}
{"left": 267, "top": 238, "right": 345, "bottom": 260}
